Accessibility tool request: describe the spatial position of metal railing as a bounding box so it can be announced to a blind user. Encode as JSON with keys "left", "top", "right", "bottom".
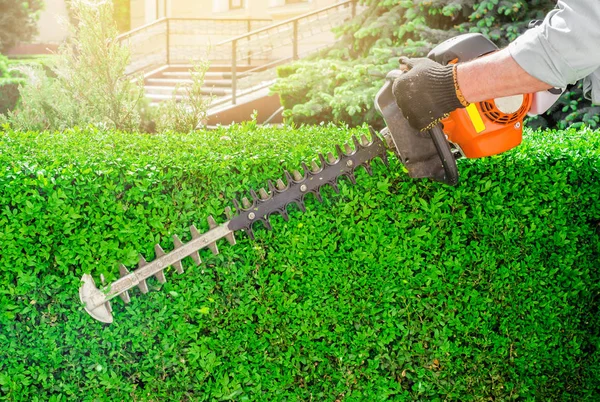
{"left": 209, "top": 0, "right": 359, "bottom": 106}
{"left": 118, "top": 18, "right": 273, "bottom": 74}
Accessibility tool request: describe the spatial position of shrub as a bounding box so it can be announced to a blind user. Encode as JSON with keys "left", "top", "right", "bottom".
{"left": 0, "top": 78, "right": 25, "bottom": 114}
{"left": 154, "top": 60, "right": 213, "bottom": 132}
{"left": 0, "top": 124, "right": 598, "bottom": 400}
{"left": 4, "top": 0, "right": 147, "bottom": 132}
{"left": 273, "top": 0, "right": 593, "bottom": 129}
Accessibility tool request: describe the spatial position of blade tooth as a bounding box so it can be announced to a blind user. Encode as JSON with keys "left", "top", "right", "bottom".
{"left": 360, "top": 134, "right": 369, "bottom": 146}
{"left": 191, "top": 251, "right": 202, "bottom": 265}
{"left": 225, "top": 232, "right": 236, "bottom": 246}
{"left": 344, "top": 143, "right": 353, "bottom": 154}
{"left": 347, "top": 171, "right": 357, "bottom": 185}
{"left": 250, "top": 189, "right": 259, "bottom": 202}
{"left": 100, "top": 274, "right": 106, "bottom": 286}
{"left": 138, "top": 254, "right": 147, "bottom": 268}
{"left": 208, "top": 242, "right": 219, "bottom": 255}
{"left": 153, "top": 244, "right": 167, "bottom": 284}
{"left": 173, "top": 234, "right": 183, "bottom": 248}
{"left": 224, "top": 206, "right": 233, "bottom": 220}
{"left": 173, "top": 260, "right": 184, "bottom": 274}
{"left": 276, "top": 179, "right": 286, "bottom": 191}
{"left": 138, "top": 278, "right": 149, "bottom": 294}
{"left": 189, "top": 226, "right": 203, "bottom": 264}
{"left": 296, "top": 199, "right": 306, "bottom": 212}
{"left": 280, "top": 209, "right": 289, "bottom": 221}
{"left": 242, "top": 197, "right": 252, "bottom": 209}
{"left": 318, "top": 153, "right": 327, "bottom": 166}
{"left": 363, "top": 162, "right": 373, "bottom": 176}
{"left": 284, "top": 170, "right": 294, "bottom": 184}
{"left": 172, "top": 234, "right": 186, "bottom": 273}
{"left": 246, "top": 227, "right": 255, "bottom": 240}
{"left": 119, "top": 263, "right": 130, "bottom": 278}
{"left": 314, "top": 188, "right": 323, "bottom": 203}
{"left": 119, "top": 290, "right": 131, "bottom": 304}
{"left": 190, "top": 225, "right": 201, "bottom": 239}
{"left": 232, "top": 198, "right": 241, "bottom": 212}
{"left": 263, "top": 217, "right": 272, "bottom": 231}
{"left": 207, "top": 215, "right": 217, "bottom": 229}
{"left": 329, "top": 181, "right": 340, "bottom": 194}
{"left": 155, "top": 270, "right": 167, "bottom": 284}
{"left": 311, "top": 160, "right": 320, "bottom": 173}
{"left": 381, "top": 152, "right": 390, "bottom": 167}
{"left": 335, "top": 144, "right": 345, "bottom": 158}
{"left": 352, "top": 135, "right": 361, "bottom": 149}
{"left": 292, "top": 170, "right": 303, "bottom": 181}
{"left": 259, "top": 188, "right": 269, "bottom": 200}
{"left": 301, "top": 162, "right": 311, "bottom": 176}
{"left": 370, "top": 128, "right": 378, "bottom": 141}
{"left": 268, "top": 180, "right": 277, "bottom": 193}
{"left": 154, "top": 244, "right": 165, "bottom": 258}
{"left": 105, "top": 301, "right": 113, "bottom": 314}
{"left": 327, "top": 152, "right": 336, "bottom": 164}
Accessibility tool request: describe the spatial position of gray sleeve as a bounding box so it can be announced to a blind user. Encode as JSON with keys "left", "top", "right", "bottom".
{"left": 508, "top": 0, "right": 600, "bottom": 88}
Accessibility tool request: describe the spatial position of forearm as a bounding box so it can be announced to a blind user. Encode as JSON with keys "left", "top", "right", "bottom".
{"left": 456, "top": 49, "right": 552, "bottom": 103}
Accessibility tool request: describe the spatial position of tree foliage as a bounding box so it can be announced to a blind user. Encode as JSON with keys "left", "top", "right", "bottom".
{"left": 273, "top": 0, "right": 596, "bottom": 129}
{"left": 0, "top": 0, "right": 44, "bottom": 52}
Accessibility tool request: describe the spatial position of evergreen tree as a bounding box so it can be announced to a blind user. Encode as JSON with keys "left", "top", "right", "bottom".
{"left": 274, "top": 1, "right": 597, "bottom": 129}
{"left": 0, "top": 0, "right": 44, "bottom": 52}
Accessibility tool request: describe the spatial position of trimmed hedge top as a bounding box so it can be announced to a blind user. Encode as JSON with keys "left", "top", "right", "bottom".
{"left": 0, "top": 124, "right": 599, "bottom": 400}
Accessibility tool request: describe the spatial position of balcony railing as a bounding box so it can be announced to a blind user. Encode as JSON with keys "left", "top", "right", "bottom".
{"left": 118, "top": 18, "right": 273, "bottom": 74}
{"left": 210, "top": 0, "right": 358, "bottom": 106}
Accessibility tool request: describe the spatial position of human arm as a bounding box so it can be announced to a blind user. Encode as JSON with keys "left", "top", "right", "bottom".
{"left": 393, "top": 0, "right": 600, "bottom": 130}
{"left": 459, "top": 0, "right": 600, "bottom": 104}
{"left": 456, "top": 49, "right": 552, "bottom": 103}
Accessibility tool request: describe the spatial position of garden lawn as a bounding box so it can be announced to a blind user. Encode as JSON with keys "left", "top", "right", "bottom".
{"left": 0, "top": 124, "right": 599, "bottom": 401}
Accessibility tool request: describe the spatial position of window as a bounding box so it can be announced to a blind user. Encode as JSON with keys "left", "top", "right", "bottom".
{"left": 229, "top": 0, "right": 244, "bottom": 10}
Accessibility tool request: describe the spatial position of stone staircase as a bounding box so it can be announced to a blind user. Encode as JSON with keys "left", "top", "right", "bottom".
{"left": 123, "top": 1, "right": 360, "bottom": 124}
{"left": 144, "top": 64, "right": 254, "bottom": 103}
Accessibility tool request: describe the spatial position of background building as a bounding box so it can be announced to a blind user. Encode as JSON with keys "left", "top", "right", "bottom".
{"left": 130, "top": 0, "right": 341, "bottom": 29}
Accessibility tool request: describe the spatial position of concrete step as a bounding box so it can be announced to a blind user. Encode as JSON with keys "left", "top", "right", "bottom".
{"left": 160, "top": 71, "right": 248, "bottom": 80}
{"left": 146, "top": 77, "right": 233, "bottom": 88}
{"left": 145, "top": 85, "right": 230, "bottom": 97}
{"left": 166, "top": 64, "right": 256, "bottom": 73}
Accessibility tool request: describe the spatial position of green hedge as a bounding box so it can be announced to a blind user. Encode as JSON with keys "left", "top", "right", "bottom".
{"left": 0, "top": 124, "right": 599, "bottom": 400}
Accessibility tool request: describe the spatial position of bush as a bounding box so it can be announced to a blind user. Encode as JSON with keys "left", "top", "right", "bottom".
{"left": 0, "top": 78, "right": 25, "bottom": 114}
{"left": 4, "top": 0, "right": 147, "bottom": 132}
{"left": 273, "top": 0, "right": 594, "bottom": 129}
{"left": 0, "top": 124, "right": 598, "bottom": 400}
{"left": 154, "top": 60, "right": 213, "bottom": 132}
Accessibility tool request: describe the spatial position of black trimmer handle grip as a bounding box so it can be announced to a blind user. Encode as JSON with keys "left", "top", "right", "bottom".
{"left": 428, "top": 124, "right": 458, "bottom": 186}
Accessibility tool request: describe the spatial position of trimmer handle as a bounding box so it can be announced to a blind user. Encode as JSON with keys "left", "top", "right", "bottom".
{"left": 375, "top": 69, "right": 459, "bottom": 186}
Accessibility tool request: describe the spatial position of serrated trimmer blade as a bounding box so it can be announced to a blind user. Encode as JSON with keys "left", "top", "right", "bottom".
{"left": 79, "top": 129, "right": 389, "bottom": 323}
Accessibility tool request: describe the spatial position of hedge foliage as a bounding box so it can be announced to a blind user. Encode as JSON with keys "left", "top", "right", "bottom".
{"left": 273, "top": 0, "right": 595, "bottom": 129}
{"left": 1, "top": 124, "right": 599, "bottom": 400}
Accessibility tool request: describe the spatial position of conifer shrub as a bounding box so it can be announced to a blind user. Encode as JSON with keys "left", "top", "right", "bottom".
{"left": 0, "top": 124, "right": 598, "bottom": 400}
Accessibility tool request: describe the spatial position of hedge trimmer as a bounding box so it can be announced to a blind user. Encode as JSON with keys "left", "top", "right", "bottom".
{"left": 80, "top": 33, "right": 561, "bottom": 323}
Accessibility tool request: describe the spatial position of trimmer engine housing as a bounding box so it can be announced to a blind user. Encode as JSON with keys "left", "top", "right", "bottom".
{"left": 429, "top": 33, "right": 532, "bottom": 158}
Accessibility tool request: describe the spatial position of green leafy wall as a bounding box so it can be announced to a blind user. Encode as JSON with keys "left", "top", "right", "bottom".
{"left": 273, "top": 0, "right": 597, "bottom": 129}
{"left": 1, "top": 125, "right": 599, "bottom": 399}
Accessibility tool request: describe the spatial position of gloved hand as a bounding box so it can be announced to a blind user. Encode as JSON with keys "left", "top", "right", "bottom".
{"left": 392, "top": 57, "right": 469, "bottom": 131}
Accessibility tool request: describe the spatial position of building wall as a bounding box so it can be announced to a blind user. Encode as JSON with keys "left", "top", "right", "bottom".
{"left": 36, "top": 0, "right": 69, "bottom": 43}
{"left": 131, "top": 0, "right": 342, "bottom": 29}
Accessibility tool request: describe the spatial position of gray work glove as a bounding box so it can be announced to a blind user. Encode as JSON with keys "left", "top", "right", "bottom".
{"left": 392, "top": 57, "right": 468, "bottom": 131}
